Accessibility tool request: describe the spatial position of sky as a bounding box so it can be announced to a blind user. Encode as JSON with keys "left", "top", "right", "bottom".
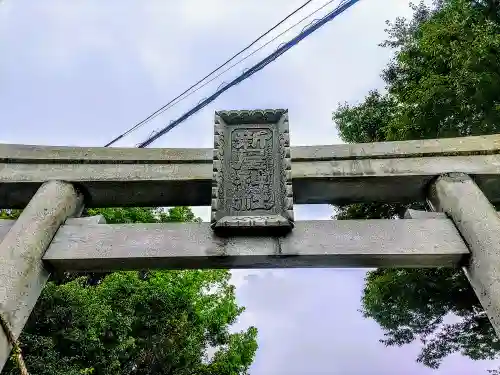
{"left": 0, "top": 0, "right": 496, "bottom": 374}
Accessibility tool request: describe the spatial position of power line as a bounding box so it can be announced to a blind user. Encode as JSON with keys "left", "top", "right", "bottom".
{"left": 138, "top": 0, "right": 356, "bottom": 148}
{"left": 124, "top": 0, "right": 342, "bottom": 136}
{"left": 104, "top": 0, "right": 316, "bottom": 147}
{"left": 137, "top": 0, "right": 360, "bottom": 148}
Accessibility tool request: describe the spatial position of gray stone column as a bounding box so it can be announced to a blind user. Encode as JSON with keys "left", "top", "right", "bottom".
{"left": 0, "top": 180, "right": 82, "bottom": 371}
{"left": 428, "top": 172, "right": 500, "bottom": 336}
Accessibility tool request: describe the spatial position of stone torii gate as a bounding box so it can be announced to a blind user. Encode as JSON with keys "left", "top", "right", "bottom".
{"left": 1, "top": 109, "right": 500, "bottom": 371}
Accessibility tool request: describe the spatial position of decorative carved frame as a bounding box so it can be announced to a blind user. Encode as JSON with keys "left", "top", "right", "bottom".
{"left": 211, "top": 109, "right": 294, "bottom": 235}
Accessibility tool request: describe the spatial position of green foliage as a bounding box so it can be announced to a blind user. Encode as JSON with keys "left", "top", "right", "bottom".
{"left": 334, "top": 91, "right": 396, "bottom": 143}
{"left": 362, "top": 269, "right": 500, "bottom": 368}
{"left": 0, "top": 209, "right": 21, "bottom": 220}
{"left": 1, "top": 207, "right": 257, "bottom": 375}
{"left": 384, "top": 0, "right": 500, "bottom": 140}
{"left": 332, "top": 0, "right": 500, "bottom": 369}
{"left": 85, "top": 206, "right": 198, "bottom": 224}
{"left": 336, "top": 0, "right": 500, "bottom": 142}
{"left": 336, "top": 203, "right": 410, "bottom": 221}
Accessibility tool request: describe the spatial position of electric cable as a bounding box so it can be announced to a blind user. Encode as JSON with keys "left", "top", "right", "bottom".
{"left": 125, "top": 0, "right": 342, "bottom": 135}
{"left": 104, "top": 0, "right": 316, "bottom": 147}
{"left": 137, "top": 0, "right": 360, "bottom": 148}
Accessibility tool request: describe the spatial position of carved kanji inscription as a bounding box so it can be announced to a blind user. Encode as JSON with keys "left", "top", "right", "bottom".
{"left": 211, "top": 109, "right": 294, "bottom": 235}
{"left": 229, "top": 128, "right": 274, "bottom": 212}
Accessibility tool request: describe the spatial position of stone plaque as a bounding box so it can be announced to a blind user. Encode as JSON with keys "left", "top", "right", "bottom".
{"left": 211, "top": 109, "right": 294, "bottom": 235}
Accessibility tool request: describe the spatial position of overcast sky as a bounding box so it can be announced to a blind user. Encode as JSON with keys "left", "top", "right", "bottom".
{"left": 0, "top": 0, "right": 497, "bottom": 374}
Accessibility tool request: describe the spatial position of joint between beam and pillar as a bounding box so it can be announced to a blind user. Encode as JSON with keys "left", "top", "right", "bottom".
{"left": 0, "top": 180, "right": 83, "bottom": 372}
{"left": 428, "top": 172, "right": 500, "bottom": 338}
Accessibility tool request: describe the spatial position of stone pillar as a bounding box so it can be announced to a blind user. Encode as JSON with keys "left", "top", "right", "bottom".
{"left": 0, "top": 180, "right": 82, "bottom": 371}
{"left": 428, "top": 172, "right": 500, "bottom": 336}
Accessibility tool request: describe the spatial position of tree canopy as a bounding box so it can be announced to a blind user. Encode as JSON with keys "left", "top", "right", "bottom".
{"left": 1, "top": 207, "right": 257, "bottom": 375}
{"left": 333, "top": 0, "right": 500, "bottom": 369}
{"left": 335, "top": 0, "right": 500, "bottom": 143}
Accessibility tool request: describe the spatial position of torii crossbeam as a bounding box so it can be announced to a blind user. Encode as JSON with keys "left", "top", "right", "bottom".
{"left": 1, "top": 109, "right": 500, "bottom": 371}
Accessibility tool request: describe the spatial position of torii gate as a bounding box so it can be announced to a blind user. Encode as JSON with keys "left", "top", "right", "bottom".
{"left": 1, "top": 109, "right": 500, "bottom": 371}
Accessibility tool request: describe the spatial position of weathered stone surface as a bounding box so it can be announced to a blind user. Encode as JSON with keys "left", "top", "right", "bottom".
{"left": 42, "top": 219, "right": 469, "bottom": 271}
{"left": 404, "top": 209, "right": 446, "bottom": 219}
{"left": 2, "top": 134, "right": 500, "bottom": 208}
{"left": 2, "top": 134, "right": 500, "bottom": 163}
{"left": 211, "top": 109, "right": 294, "bottom": 235}
{"left": 429, "top": 173, "right": 500, "bottom": 338}
{"left": 0, "top": 180, "right": 82, "bottom": 372}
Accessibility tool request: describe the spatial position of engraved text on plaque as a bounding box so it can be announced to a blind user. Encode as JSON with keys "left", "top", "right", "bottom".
{"left": 211, "top": 109, "right": 294, "bottom": 235}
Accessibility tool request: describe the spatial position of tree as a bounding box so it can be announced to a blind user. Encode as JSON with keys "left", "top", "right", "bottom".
{"left": 333, "top": 90, "right": 396, "bottom": 144}
{"left": 362, "top": 269, "right": 500, "bottom": 368}
{"left": 333, "top": 0, "right": 500, "bottom": 369}
{"left": 1, "top": 207, "right": 257, "bottom": 375}
{"left": 335, "top": 0, "right": 500, "bottom": 143}
{"left": 383, "top": 0, "right": 500, "bottom": 140}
